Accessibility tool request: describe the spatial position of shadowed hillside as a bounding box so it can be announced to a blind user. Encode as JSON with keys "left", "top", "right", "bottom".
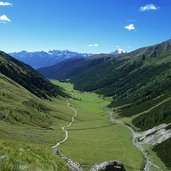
{"left": 0, "top": 51, "right": 66, "bottom": 99}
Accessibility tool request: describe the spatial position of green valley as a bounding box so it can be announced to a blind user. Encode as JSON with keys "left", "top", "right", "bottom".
{"left": 52, "top": 81, "right": 144, "bottom": 171}
{"left": 38, "top": 39, "right": 171, "bottom": 171}
{"left": 0, "top": 51, "right": 145, "bottom": 171}
{"left": 0, "top": 72, "right": 145, "bottom": 171}
{"left": 1, "top": 38, "right": 171, "bottom": 171}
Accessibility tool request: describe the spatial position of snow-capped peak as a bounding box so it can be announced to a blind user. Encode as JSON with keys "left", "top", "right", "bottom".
{"left": 111, "top": 48, "right": 126, "bottom": 55}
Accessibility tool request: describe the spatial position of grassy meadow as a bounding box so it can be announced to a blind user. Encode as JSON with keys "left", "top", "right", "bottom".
{"left": 52, "top": 80, "right": 144, "bottom": 171}
{"left": 1, "top": 77, "right": 158, "bottom": 171}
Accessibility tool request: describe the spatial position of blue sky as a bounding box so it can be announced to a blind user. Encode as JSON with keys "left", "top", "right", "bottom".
{"left": 0, "top": 0, "right": 171, "bottom": 53}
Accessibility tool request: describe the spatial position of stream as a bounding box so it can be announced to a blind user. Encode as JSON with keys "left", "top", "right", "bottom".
{"left": 109, "top": 112, "right": 162, "bottom": 171}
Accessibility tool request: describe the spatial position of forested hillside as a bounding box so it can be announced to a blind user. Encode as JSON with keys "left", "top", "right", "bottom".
{"left": 38, "top": 39, "right": 171, "bottom": 130}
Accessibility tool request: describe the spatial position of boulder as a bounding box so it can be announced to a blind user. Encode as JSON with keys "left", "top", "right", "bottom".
{"left": 90, "top": 160, "right": 126, "bottom": 171}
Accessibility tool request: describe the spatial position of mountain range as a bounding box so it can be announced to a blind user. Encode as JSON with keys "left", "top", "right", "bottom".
{"left": 9, "top": 50, "right": 92, "bottom": 69}
{"left": 9, "top": 49, "right": 126, "bottom": 69}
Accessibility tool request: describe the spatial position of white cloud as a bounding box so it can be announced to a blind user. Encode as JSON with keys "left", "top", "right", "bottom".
{"left": 0, "top": 1, "right": 12, "bottom": 6}
{"left": 94, "top": 44, "right": 99, "bottom": 47}
{"left": 124, "top": 24, "right": 135, "bottom": 31}
{"left": 87, "top": 43, "right": 99, "bottom": 47}
{"left": 140, "top": 4, "right": 159, "bottom": 12}
{"left": 0, "top": 15, "right": 11, "bottom": 22}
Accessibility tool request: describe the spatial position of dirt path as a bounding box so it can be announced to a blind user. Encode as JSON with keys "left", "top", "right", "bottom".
{"left": 52, "top": 101, "right": 77, "bottom": 149}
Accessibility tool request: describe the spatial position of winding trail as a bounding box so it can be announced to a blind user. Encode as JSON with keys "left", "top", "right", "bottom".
{"left": 109, "top": 112, "right": 162, "bottom": 171}
{"left": 51, "top": 101, "right": 77, "bottom": 149}
{"left": 51, "top": 101, "right": 83, "bottom": 171}
{"left": 51, "top": 98, "right": 163, "bottom": 171}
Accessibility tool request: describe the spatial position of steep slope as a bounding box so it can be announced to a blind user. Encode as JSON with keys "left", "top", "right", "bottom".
{"left": 0, "top": 52, "right": 75, "bottom": 170}
{"left": 38, "top": 58, "right": 86, "bottom": 79}
{"left": 0, "top": 51, "right": 66, "bottom": 99}
{"left": 153, "top": 137, "right": 171, "bottom": 169}
{"left": 38, "top": 53, "right": 115, "bottom": 80}
{"left": 0, "top": 73, "right": 53, "bottom": 127}
{"left": 0, "top": 141, "right": 71, "bottom": 171}
{"left": 0, "top": 51, "right": 73, "bottom": 132}
{"left": 10, "top": 50, "right": 91, "bottom": 69}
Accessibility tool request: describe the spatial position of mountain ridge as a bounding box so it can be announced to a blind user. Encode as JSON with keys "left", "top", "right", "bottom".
{"left": 0, "top": 51, "right": 66, "bottom": 99}
{"left": 10, "top": 50, "right": 92, "bottom": 69}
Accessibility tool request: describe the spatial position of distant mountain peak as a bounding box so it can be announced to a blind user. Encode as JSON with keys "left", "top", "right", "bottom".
{"left": 10, "top": 50, "right": 92, "bottom": 69}
{"left": 111, "top": 48, "right": 126, "bottom": 55}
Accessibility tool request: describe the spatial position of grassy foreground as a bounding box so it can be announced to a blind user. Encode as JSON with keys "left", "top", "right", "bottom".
{"left": 0, "top": 140, "right": 71, "bottom": 171}
{"left": 53, "top": 80, "right": 144, "bottom": 171}
{"left": 0, "top": 75, "right": 74, "bottom": 170}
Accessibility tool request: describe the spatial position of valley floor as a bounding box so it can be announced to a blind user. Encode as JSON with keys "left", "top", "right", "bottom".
{"left": 53, "top": 81, "right": 171, "bottom": 171}
{"left": 1, "top": 79, "right": 170, "bottom": 171}
{"left": 52, "top": 81, "right": 144, "bottom": 171}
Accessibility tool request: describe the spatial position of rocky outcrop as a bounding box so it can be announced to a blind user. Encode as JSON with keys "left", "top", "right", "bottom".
{"left": 53, "top": 149, "right": 83, "bottom": 171}
{"left": 90, "top": 160, "right": 126, "bottom": 171}
{"left": 138, "top": 123, "right": 171, "bottom": 146}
